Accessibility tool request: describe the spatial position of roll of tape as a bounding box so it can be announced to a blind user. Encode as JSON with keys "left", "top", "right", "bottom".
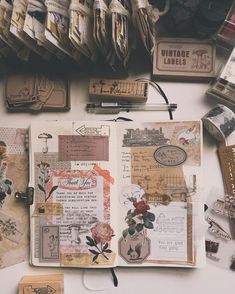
{"left": 202, "top": 104, "right": 235, "bottom": 143}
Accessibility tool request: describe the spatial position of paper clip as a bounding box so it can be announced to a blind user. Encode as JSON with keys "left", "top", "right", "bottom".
{"left": 211, "top": 198, "right": 235, "bottom": 218}
{"left": 206, "top": 216, "right": 232, "bottom": 240}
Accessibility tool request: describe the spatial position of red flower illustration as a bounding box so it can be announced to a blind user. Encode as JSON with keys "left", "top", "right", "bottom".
{"left": 133, "top": 200, "right": 150, "bottom": 215}
{"left": 91, "top": 222, "right": 114, "bottom": 244}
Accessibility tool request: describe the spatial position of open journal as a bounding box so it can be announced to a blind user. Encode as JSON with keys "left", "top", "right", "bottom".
{"left": 29, "top": 120, "right": 205, "bottom": 268}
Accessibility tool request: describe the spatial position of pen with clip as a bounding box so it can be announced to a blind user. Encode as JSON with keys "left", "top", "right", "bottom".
{"left": 86, "top": 102, "right": 177, "bottom": 114}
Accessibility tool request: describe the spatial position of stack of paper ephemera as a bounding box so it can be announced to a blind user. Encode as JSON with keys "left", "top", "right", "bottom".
{"left": 0, "top": 0, "right": 169, "bottom": 70}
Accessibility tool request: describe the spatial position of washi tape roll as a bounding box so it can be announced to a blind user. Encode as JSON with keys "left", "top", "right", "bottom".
{"left": 202, "top": 104, "right": 235, "bottom": 143}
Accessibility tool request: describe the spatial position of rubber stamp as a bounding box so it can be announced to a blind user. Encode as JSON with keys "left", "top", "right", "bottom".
{"left": 18, "top": 274, "right": 64, "bottom": 294}
{"left": 89, "top": 79, "right": 149, "bottom": 102}
{"left": 153, "top": 38, "right": 216, "bottom": 81}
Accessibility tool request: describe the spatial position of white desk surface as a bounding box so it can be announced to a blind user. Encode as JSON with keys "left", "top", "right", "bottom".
{"left": 0, "top": 63, "right": 234, "bottom": 293}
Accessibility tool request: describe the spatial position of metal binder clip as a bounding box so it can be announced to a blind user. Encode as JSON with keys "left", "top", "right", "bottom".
{"left": 205, "top": 240, "right": 219, "bottom": 254}
{"left": 205, "top": 240, "right": 220, "bottom": 261}
{"left": 15, "top": 187, "right": 34, "bottom": 205}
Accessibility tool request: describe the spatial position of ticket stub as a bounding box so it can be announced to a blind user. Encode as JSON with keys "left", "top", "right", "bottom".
{"left": 153, "top": 38, "right": 216, "bottom": 81}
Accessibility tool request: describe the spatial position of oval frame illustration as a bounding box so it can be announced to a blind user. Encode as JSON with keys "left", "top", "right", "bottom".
{"left": 154, "top": 145, "right": 187, "bottom": 166}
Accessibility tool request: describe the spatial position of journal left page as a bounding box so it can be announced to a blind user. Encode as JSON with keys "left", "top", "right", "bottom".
{"left": 29, "top": 121, "right": 118, "bottom": 268}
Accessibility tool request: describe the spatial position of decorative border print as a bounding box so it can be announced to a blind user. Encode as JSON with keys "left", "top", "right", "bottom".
{"left": 154, "top": 145, "right": 187, "bottom": 166}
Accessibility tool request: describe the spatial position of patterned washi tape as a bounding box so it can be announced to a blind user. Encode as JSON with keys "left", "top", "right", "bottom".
{"left": 202, "top": 104, "right": 235, "bottom": 144}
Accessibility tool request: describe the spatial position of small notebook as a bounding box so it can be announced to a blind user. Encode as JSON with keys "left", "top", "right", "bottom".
{"left": 28, "top": 120, "right": 205, "bottom": 268}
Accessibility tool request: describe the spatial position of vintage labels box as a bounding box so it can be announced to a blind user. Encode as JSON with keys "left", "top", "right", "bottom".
{"left": 153, "top": 38, "right": 216, "bottom": 81}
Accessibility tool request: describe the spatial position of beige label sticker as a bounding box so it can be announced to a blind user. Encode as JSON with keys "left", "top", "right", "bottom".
{"left": 60, "top": 252, "right": 116, "bottom": 266}
{"left": 33, "top": 203, "right": 64, "bottom": 216}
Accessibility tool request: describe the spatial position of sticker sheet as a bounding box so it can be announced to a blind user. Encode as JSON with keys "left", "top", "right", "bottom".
{"left": 30, "top": 121, "right": 118, "bottom": 268}
{"left": 0, "top": 127, "right": 29, "bottom": 268}
{"left": 117, "top": 121, "right": 203, "bottom": 267}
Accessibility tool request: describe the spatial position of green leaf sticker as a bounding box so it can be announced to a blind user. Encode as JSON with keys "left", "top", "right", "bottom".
{"left": 128, "top": 227, "right": 136, "bottom": 235}
{"left": 136, "top": 223, "right": 144, "bottom": 232}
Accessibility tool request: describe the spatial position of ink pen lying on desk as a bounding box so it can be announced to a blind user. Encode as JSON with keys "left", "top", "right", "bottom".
{"left": 86, "top": 102, "right": 177, "bottom": 114}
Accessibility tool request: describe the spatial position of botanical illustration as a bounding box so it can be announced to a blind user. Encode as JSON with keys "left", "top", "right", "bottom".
{"left": 37, "top": 161, "right": 58, "bottom": 202}
{"left": 0, "top": 216, "right": 21, "bottom": 243}
{"left": 86, "top": 222, "right": 114, "bottom": 263}
{"left": 122, "top": 198, "right": 155, "bottom": 238}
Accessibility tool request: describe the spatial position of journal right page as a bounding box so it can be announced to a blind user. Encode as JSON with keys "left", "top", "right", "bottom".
{"left": 116, "top": 121, "right": 205, "bottom": 267}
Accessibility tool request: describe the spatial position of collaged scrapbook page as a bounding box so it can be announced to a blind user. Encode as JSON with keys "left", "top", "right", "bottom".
{"left": 29, "top": 120, "right": 205, "bottom": 268}
{"left": 0, "top": 127, "right": 29, "bottom": 269}
{"left": 116, "top": 121, "right": 204, "bottom": 267}
{"left": 29, "top": 121, "right": 119, "bottom": 268}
